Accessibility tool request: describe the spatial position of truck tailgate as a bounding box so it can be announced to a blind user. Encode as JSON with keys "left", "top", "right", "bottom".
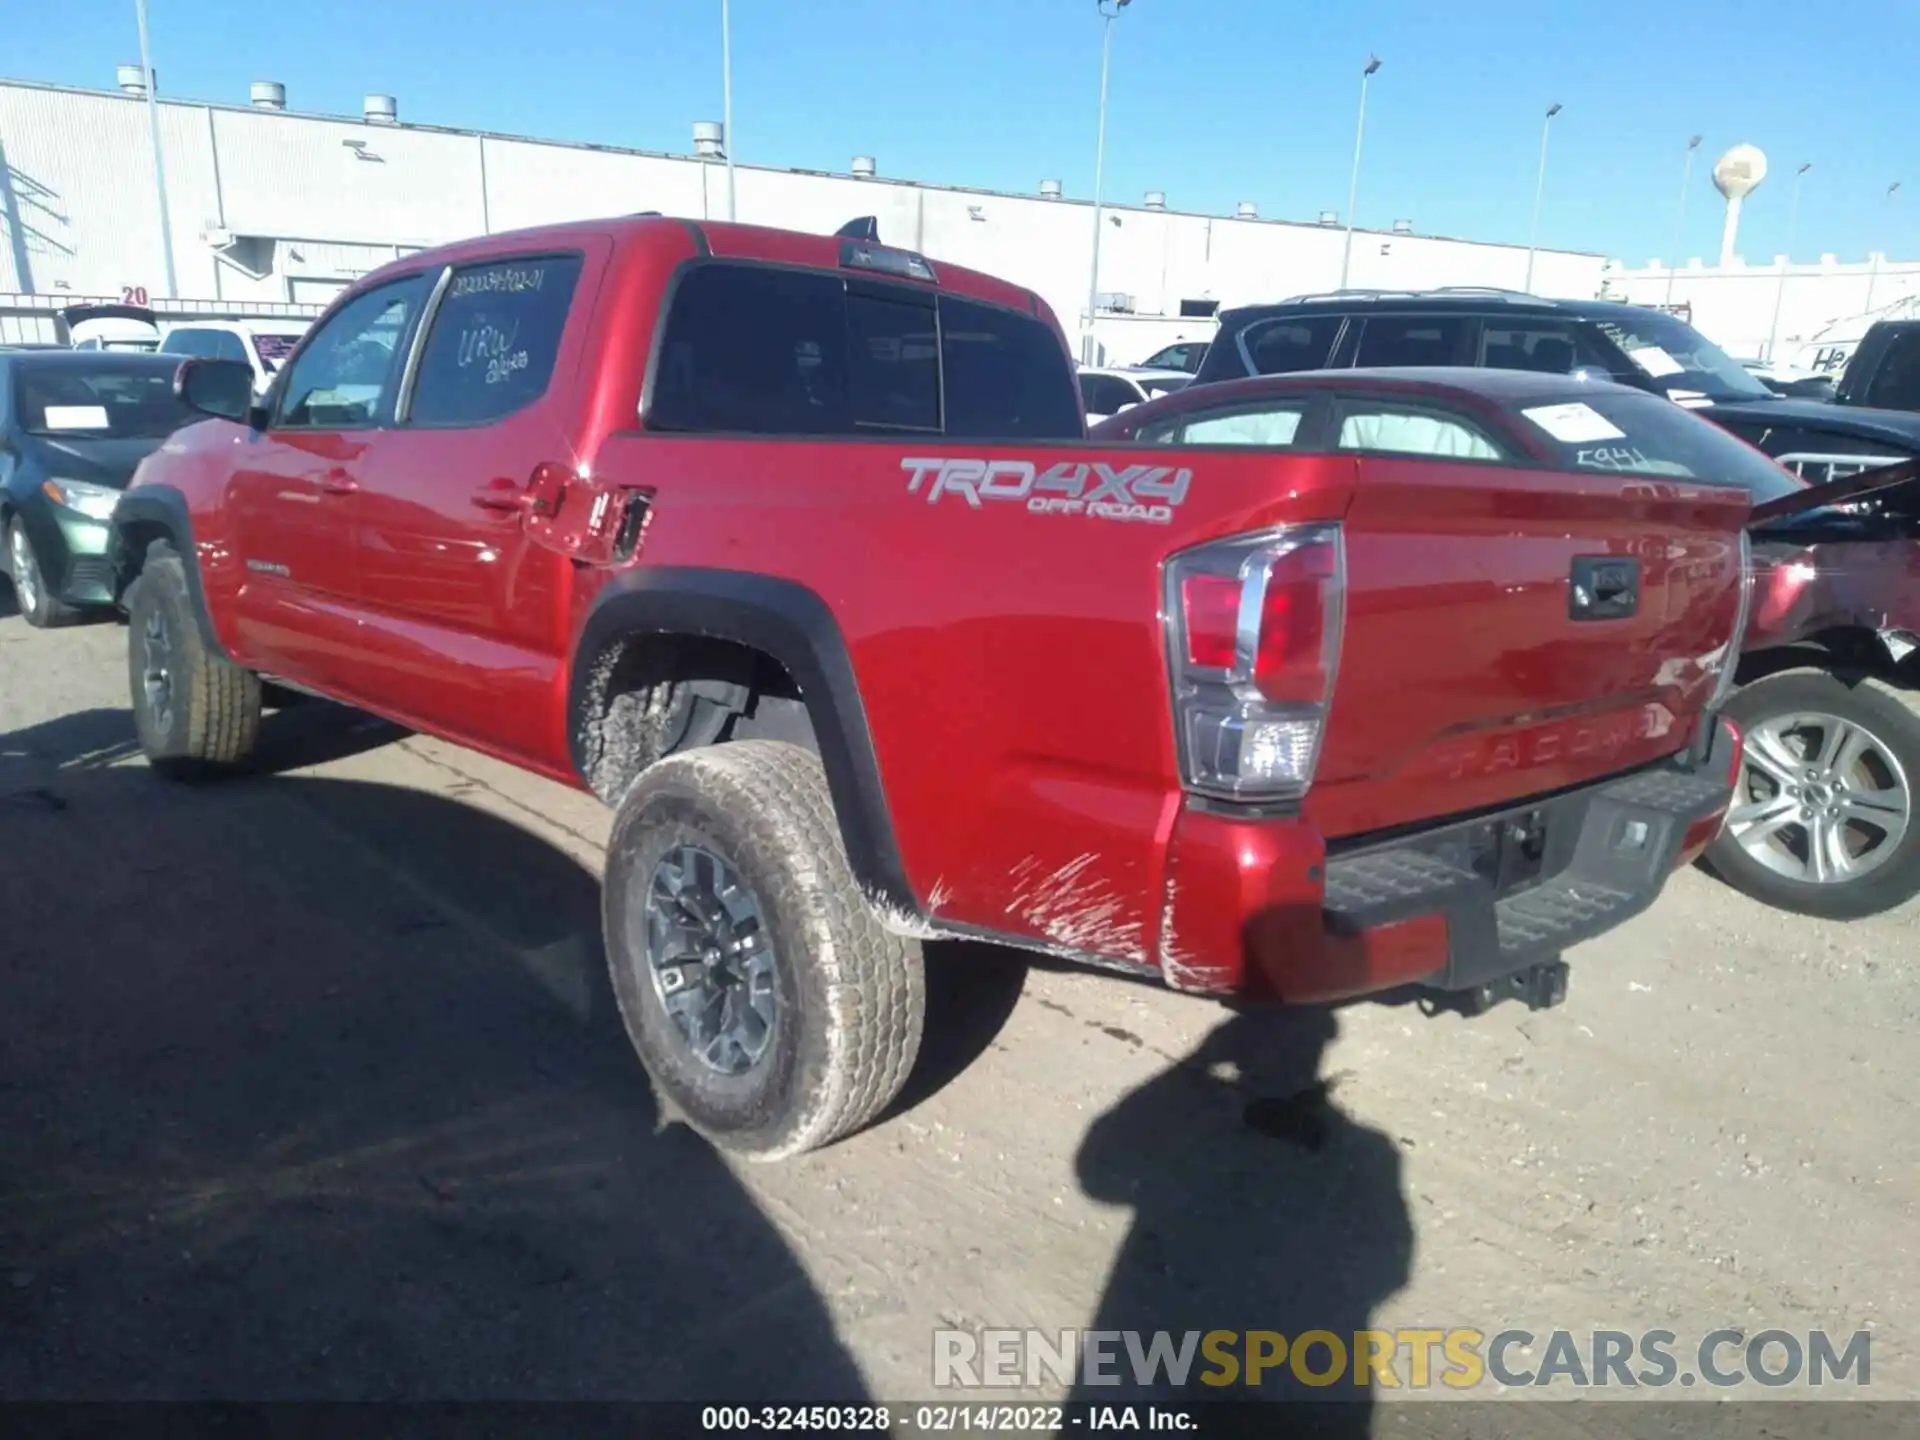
{"left": 1306, "top": 456, "right": 1749, "bottom": 839}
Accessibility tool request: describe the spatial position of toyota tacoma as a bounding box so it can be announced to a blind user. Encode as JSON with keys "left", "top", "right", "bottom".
{"left": 110, "top": 217, "right": 1747, "bottom": 1158}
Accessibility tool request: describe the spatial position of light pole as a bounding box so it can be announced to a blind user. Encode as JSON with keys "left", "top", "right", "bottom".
{"left": 1867, "top": 181, "right": 1900, "bottom": 313}
{"left": 134, "top": 0, "right": 177, "bottom": 299}
{"left": 721, "top": 0, "right": 737, "bottom": 221}
{"left": 1339, "top": 55, "right": 1381, "bottom": 289}
{"left": 1083, "top": 0, "right": 1131, "bottom": 364}
{"left": 1765, "top": 161, "right": 1811, "bottom": 362}
{"left": 1523, "top": 102, "right": 1562, "bottom": 294}
{"left": 1664, "top": 134, "right": 1702, "bottom": 307}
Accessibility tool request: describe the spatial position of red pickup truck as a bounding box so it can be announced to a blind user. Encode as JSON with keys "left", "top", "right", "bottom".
{"left": 110, "top": 216, "right": 1746, "bottom": 1158}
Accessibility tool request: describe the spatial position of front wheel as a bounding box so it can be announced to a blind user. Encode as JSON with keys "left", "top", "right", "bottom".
{"left": 602, "top": 740, "right": 926, "bottom": 1160}
{"left": 7, "top": 517, "right": 77, "bottom": 629}
{"left": 123, "top": 541, "right": 263, "bottom": 777}
{"left": 1705, "top": 668, "right": 1920, "bottom": 919}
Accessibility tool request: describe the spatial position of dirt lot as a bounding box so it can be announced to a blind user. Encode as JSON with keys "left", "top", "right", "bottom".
{"left": 2, "top": 598, "right": 1916, "bottom": 1415}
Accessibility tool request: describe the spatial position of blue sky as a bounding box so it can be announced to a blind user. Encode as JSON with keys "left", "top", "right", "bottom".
{"left": 7, "top": 0, "right": 1913, "bottom": 263}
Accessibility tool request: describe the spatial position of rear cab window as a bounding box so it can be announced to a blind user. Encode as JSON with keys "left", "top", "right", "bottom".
{"left": 646, "top": 262, "right": 1081, "bottom": 439}
{"left": 1508, "top": 391, "right": 1805, "bottom": 502}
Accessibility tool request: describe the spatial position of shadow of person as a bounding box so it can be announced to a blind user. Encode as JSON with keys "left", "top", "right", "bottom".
{"left": 1072, "top": 1004, "right": 1411, "bottom": 1434}
{"left": 0, "top": 709, "right": 868, "bottom": 1402}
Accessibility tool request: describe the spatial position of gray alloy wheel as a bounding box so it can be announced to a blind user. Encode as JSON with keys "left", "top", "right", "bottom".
{"left": 1727, "top": 710, "right": 1911, "bottom": 885}
{"left": 139, "top": 605, "right": 177, "bottom": 739}
{"left": 644, "top": 843, "right": 780, "bottom": 1075}
{"left": 8, "top": 520, "right": 41, "bottom": 617}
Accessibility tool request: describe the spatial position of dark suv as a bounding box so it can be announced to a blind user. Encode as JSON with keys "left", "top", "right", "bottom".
{"left": 1194, "top": 289, "right": 1920, "bottom": 483}
{"left": 1191, "top": 287, "right": 1920, "bottom": 921}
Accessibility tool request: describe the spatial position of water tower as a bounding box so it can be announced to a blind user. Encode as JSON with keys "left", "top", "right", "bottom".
{"left": 1712, "top": 144, "right": 1768, "bottom": 265}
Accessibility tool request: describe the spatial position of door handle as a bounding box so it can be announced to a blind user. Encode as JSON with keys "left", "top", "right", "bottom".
{"left": 471, "top": 483, "right": 531, "bottom": 513}
{"left": 319, "top": 469, "right": 358, "bottom": 496}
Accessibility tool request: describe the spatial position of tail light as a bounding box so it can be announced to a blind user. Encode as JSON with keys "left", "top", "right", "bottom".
{"left": 1163, "top": 523, "right": 1345, "bottom": 803}
{"left": 1704, "top": 529, "right": 1753, "bottom": 714}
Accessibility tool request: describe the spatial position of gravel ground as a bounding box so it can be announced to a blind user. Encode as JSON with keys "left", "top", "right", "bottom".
{"left": 2, "top": 599, "right": 1915, "bottom": 1424}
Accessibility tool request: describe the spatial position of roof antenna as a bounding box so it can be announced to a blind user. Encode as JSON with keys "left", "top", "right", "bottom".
{"left": 835, "top": 216, "right": 881, "bottom": 241}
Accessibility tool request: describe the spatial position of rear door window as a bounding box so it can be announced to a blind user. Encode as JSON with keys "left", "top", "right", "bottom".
{"left": 1336, "top": 403, "right": 1505, "bottom": 460}
{"left": 1478, "top": 322, "right": 1579, "bottom": 374}
{"left": 1239, "top": 317, "right": 1343, "bottom": 375}
{"left": 407, "top": 255, "right": 585, "bottom": 427}
{"left": 1352, "top": 316, "right": 1474, "bottom": 369}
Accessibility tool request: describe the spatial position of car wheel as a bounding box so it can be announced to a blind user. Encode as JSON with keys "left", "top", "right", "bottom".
{"left": 1704, "top": 668, "right": 1920, "bottom": 919}
{"left": 602, "top": 739, "right": 926, "bottom": 1160}
{"left": 124, "top": 540, "right": 263, "bottom": 777}
{"left": 6, "top": 516, "right": 77, "bottom": 629}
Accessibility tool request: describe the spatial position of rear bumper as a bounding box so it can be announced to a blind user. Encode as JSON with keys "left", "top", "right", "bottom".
{"left": 1159, "top": 717, "right": 1740, "bottom": 1004}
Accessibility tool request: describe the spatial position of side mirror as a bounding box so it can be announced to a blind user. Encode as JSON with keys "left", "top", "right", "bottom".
{"left": 174, "top": 357, "right": 259, "bottom": 425}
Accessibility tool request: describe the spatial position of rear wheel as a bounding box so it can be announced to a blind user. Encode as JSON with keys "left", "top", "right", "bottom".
{"left": 1705, "top": 668, "right": 1920, "bottom": 919}
{"left": 124, "top": 541, "right": 263, "bottom": 777}
{"left": 7, "top": 517, "right": 77, "bottom": 629}
{"left": 602, "top": 740, "right": 925, "bottom": 1159}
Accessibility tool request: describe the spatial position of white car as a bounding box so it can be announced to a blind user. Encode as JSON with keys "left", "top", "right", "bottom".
{"left": 1077, "top": 366, "right": 1192, "bottom": 424}
{"left": 159, "top": 320, "right": 310, "bottom": 397}
{"left": 59, "top": 304, "right": 160, "bottom": 352}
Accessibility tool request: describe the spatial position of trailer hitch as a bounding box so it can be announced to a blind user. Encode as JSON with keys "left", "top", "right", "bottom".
{"left": 1421, "top": 958, "right": 1571, "bottom": 1018}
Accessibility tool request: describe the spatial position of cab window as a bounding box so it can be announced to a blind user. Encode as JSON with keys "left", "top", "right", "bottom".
{"left": 275, "top": 276, "right": 430, "bottom": 430}
{"left": 407, "top": 255, "right": 585, "bottom": 427}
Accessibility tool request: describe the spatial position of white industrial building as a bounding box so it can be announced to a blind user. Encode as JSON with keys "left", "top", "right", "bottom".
{"left": 6, "top": 75, "right": 1914, "bottom": 370}
{"left": 1, "top": 74, "right": 1607, "bottom": 364}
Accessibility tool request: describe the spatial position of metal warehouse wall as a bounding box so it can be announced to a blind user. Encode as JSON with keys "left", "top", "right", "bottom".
{"left": 0, "top": 78, "right": 1607, "bottom": 364}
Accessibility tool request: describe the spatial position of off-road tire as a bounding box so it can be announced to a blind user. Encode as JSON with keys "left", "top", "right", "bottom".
{"left": 6, "top": 516, "right": 79, "bottom": 629}
{"left": 1704, "top": 668, "right": 1920, "bottom": 919}
{"left": 124, "top": 540, "right": 262, "bottom": 778}
{"left": 602, "top": 739, "right": 926, "bottom": 1160}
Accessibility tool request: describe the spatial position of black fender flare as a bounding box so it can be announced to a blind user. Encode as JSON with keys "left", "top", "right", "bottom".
{"left": 570, "top": 567, "right": 917, "bottom": 918}
{"left": 108, "top": 486, "right": 230, "bottom": 660}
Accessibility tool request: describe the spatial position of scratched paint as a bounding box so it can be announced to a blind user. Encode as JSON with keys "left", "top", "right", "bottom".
{"left": 1004, "top": 853, "right": 1148, "bottom": 964}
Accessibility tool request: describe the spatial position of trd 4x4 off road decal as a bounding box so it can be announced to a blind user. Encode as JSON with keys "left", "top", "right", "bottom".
{"left": 901, "top": 457, "right": 1192, "bottom": 525}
